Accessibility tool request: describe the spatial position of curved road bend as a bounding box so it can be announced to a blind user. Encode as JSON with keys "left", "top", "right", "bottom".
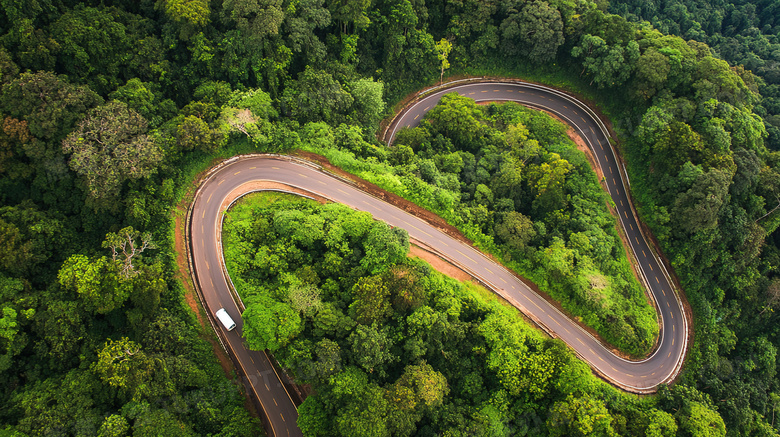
{"left": 189, "top": 82, "right": 688, "bottom": 436}
{"left": 388, "top": 81, "right": 687, "bottom": 387}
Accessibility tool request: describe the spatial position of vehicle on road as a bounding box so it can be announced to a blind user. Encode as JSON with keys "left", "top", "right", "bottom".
{"left": 215, "top": 308, "right": 237, "bottom": 331}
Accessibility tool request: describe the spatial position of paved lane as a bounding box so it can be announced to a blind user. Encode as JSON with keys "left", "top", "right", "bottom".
{"left": 188, "top": 80, "right": 689, "bottom": 436}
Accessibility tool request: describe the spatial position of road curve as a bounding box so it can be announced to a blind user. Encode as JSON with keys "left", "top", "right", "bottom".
{"left": 187, "top": 81, "right": 688, "bottom": 436}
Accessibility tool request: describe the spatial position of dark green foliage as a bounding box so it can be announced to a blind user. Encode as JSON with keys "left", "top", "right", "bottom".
{"left": 0, "top": 0, "right": 776, "bottom": 433}
{"left": 610, "top": 0, "right": 780, "bottom": 149}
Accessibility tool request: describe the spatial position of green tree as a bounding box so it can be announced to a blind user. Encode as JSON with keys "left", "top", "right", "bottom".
{"left": 93, "top": 337, "right": 153, "bottom": 398}
{"left": 634, "top": 47, "right": 671, "bottom": 100}
{"left": 281, "top": 66, "right": 354, "bottom": 123}
{"left": 572, "top": 34, "right": 640, "bottom": 88}
{"left": 527, "top": 152, "right": 573, "bottom": 213}
{"left": 672, "top": 168, "right": 732, "bottom": 235}
{"left": 349, "top": 78, "right": 386, "bottom": 130}
{"left": 0, "top": 71, "right": 101, "bottom": 141}
{"left": 362, "top": 223, "right": 409, "bottom": 273}
{"left": 283, "top": 0, "right": 331, "bottom": 63}
{"left": 61, "top": 101, "right": 163, "bottom": 210}
{"left": 177, "top": 115, "right": 211, "bottom": 151}
{"left": 678, "top": 402, "right": 726, "bottom": 437}
{"left": 644, "top": 410, "right": 678, "bottom": 437}
{"left": 97, "top": 414, "right": 130, "bottom": 437}
{"left": 110, "top": 79, "right": 175, "bottom": 128}
{"left": 348, "top": 323, "right": 395, "bottom": 375}
{"left": 33, "top": 299, "right": 87, "bottom": 366}
{"left": 163, "top": 0, "right": 210, "bottom": 39}
{"left": 393, "top": 362, "right": 449, "bottom": 409}
{"left": 424, "top": 93, "right": 485, "bottom": 151}
{"left": 243, "top": 296, "right": 302, "bottom": 351}
{"left": 102, "top": 226, "right": 156, "bottom": 279}
{"left": 329, "top": 0, "right": 371, "bottom": 32}
{"left": 0, "top": 218, "right": 34, "bottom": 275}
{"left": 547, "top": 393, "right": 617, "bottom": 437}
{"left": 49, "top": 6, "right": 130, "bottom": 94}
{"left": 335, "top": 382, "right": 390, "bottom": 437}
{"left": 500, "top": 1, "right": 564, "bottom": 64}
{"left": 58, "top": 255, "right": 131, "bottom": 314}
{"left": 434, "top": 38, "right": 452, "bottom": 85}
{"left": 494, "top": 211, "right": 536, "bottom": 252}
{"left": 0, "top": 276, "right": 33, "bottom": 373}
{"left": 349, "top": 275, "right": 392, "bottom": 324}
{"left": 224, "top": 0, "right": 284, "bottom": 40}
{"left": 228, "top": 87, "right": 278, "bottom": 119}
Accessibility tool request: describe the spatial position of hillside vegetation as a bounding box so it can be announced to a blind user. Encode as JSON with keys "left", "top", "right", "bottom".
{"left": 223, "top": 192, "right": 686, "bottom": 436}
{"left": 0, "top": 0, "right": 778, "bottom": 435}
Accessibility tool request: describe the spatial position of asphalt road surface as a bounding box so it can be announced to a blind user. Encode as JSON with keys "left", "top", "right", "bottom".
{"left": 188, "top": 81, "right": 688, "bottom": 437}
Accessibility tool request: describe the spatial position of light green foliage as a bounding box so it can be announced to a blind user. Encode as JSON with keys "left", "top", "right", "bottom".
{"left": 645, "top": 410, "right": 678, "bottom": 437}
{"left": 349, "top": 276, "right": 392, "bottom": 324}
{"left": 548, "top": 393, "right": 617, "bottom": 437}
{"left": 58, "top": 255, "right": 131, "bottom": 314}
{"left": 423, "top": 93, "right": 485, "bottom": 150}
{"left": 93, "top": 337, "right": 152, "bottom": 397}
{"left": 362, "top": 223, "right": 409, "bottom": 273}
{"left": 434, "top": 38, "right": 452, "bottom": 84}
{"left": 243, "top": 295, "right": 302, "bottom": 351}
{"left": 349, "top": 78, "right": 385, "bottom": 130}
{"left": 164, "top": 0, "right": 210, "bottom": 27}
{"left": 393, "top": 363, "right": 449, "bottom": 409}
{"left": 679, "top": 402, "right": 726, "bottom": 437}
{"left": 97, "top": 414, "right": 130, "bottom": 437}
{"left": 228, "top": 87, "right": 278, "bottom": 119}
{"left": 0, "top": 275, "right": 32, "bottom": 372}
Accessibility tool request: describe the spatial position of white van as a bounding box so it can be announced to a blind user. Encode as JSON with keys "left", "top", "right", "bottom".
{"left": 215, "top": 308, "right": 237, "bottom": 331}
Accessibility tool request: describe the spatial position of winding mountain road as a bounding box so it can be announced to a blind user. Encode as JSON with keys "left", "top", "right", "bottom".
{"left": 187, "top": 80, "right": 688, "bottom": 436}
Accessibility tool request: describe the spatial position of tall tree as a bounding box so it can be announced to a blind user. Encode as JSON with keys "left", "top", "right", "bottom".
{"left": 500, "top": 1, "right": 564, "bottom": 64}
{"left": 61, "top": 101, "right": 163, "bottom": 210}
{"left": 434, "top": 38, "right": 452, "bottom": 85}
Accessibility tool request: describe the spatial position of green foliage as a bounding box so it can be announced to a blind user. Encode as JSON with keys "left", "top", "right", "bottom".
{"left": 58, "top": 254, "right": 131, "bottom": 314}
{"left": 93, "top": 337, "right": 152, "bottom": 396}
{"left": 243, "top": 295, "right": 303, "bottom": 351}
{"left": 0, "top": 0, "right": 774, "bottom": 432}
{"left": 61, "top": 100, "right": 163, "bottom": 210}
{"left": 224, "top": 192, "right": 677, "bottom": 436}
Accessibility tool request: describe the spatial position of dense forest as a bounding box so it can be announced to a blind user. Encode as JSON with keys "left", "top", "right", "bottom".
{"left": 609, "top": 0, "right": 780, "bottom": 149}
{"left": 222, "top": 191, "right": 687, "bottom": 436}
{"left": 1, "top": 0, "right": 780, "bottom": 435}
